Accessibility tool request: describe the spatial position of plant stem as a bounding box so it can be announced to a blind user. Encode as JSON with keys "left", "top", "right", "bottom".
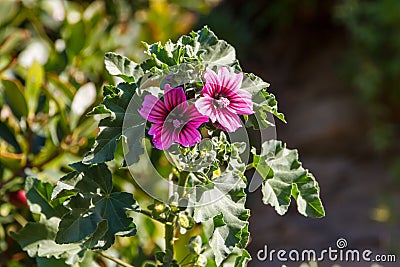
{"left": 96, "top": 251, "right": 135, "bottom": 267}
{"left": 0, "top": 176, "right": 16, "bottom": 190}
{"left": 246, "top": 162, "right": 255, "bottom": 170}
{"left": 165, "top": 220, "right": 175, "bottom": 256}
{"left": 138, "top": 209, "right": 151, "bottom": 217}
{"left": 168, "top": 172, "right": 174, "bottom": 199}
{"left": 138, "top": 209, "right": 165, "bottom": 223}
{"left": 178, "top": 171, "right": 189, "bottom": 196}
{"left": 13, "top": 213, "right": 28, "bottom": 227}
{"left": 164, "top": 169, "right": 184, "bottom": 259}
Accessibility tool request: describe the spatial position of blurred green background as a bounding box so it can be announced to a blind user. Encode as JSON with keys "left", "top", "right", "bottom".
{"left": 0, "top": 0, "right": 399, "bottom": 266}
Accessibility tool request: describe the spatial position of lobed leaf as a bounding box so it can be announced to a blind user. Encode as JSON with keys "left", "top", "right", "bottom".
{"left": 13, "top": 178, "right": 109, "bottom": 265}
{"left": 36, "top": 257, "right": 71, "bottom": 267}
{"left": 242, "top": 73, "right": 285, "bottom": 129}
{"left": 241, "top": 73, "right": 270, "bottom": 94}
{"left": 192, "top": 142, "right": 250, "bottom": 265}
{"left": 187, "top": 26, "right": 236, "bottom": 66}
{"left": 83, "top": 82, "right": 145, "bottom": 165}
{"left": 53, "top": 162, "right": 139, "bottom": 249}
{"left": 11, "top": 217, "right": 84, "bottom": 264}
{"left": 253, "top": 140, "right": 325, "bottom": 217}
{"left": 25, "top": 177, "right": 69, "bottom": 219}
{"left": 104, "top": 52, "right": 144, "bottom": 82}
{"left": 142, "top": 26, "right": 237, "bottom": 71}
{"left": 35, "top": 254, "right": 101, "bottom": 267}
{"left": 234, "top": 249, "right": 252, "bottom": 267}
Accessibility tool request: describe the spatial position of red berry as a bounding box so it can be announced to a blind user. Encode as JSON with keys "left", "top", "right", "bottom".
{"left": 8, "top": 190, "right": 28, "bottom": 207}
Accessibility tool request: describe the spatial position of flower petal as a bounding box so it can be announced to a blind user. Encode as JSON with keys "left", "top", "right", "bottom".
{"left": 148, "top": 123, "right": 162, "bottom": 136}
{"left": 203, "top": 68, "right": 221, "bottom": 96}
{"left": 164, "top": 84, "right": 187, "bottom": 111}
{"left": 227, "top": 89, "right": 253, "bottom": 115}
{"left": 138, "top": 94, "right": 167, "bottom": 123}
{"left": 147, "top": 124, "right": 163, "bottom": 150}
{"left": 195, "top": 96, "right": 217, "bottom": 122}
{"left": 154, "top": 126, "right": 177, "bottom": 150}
{"left": 218, "top": 67, "right": 243, "bottom": 93}
{"left": 215, "top": 110, "right": 242, "bottom": 132}
{"left": 186, "top": 105, "right": 209, "bottom": 128}
{"left": 177, "top": 126, "right": 202, "bottom": 147}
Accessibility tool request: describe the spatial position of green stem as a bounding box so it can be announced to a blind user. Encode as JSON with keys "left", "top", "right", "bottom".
{"left": 164, "top": 169, "right": 186, "bottom": 259}
{"left": 178, "top": 171, "right": 189, "bottom": 196}
{"left": 193, "top": 172, "right": 212, "bottom": 184}
{"left": 96, "top": 251, "right": 134, "bottom": 267}
{"left": 138, "top": 209, "right": 152, "bottom": 218}
{"left": 178, "top": 252, "right": 191, "bottom": 265}
{"left": 138, "top": 209, "right": 165, "bottom": 223}
{"left": 13, "top": 213, "right": 28, "bottom": 227}
{"left": 246, "top": 162, "right": 255, "bottom": 170}
{"left": 165, "top": 220, "right": 175, "bottom": 256}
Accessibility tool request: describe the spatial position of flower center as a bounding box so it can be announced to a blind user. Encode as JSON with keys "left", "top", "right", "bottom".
{"left": 172, "top": 119, "right": 182, "bottom": 128}
{"left": 214, "top": 96, "right": 230, "bottom": 108}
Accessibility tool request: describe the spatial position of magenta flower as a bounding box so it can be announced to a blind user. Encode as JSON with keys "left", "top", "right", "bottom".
{"left": 195, "top": 67, "right": 253, "bottom": 132}
{"left": 138, "top": 84, "right": 209, "bottom": 150}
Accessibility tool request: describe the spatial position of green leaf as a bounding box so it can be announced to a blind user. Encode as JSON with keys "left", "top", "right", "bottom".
{"left": 26, "top": 60, "right": 44, "bottom": 114}
{"left": 25, "top": 177, "right": 68, "bottom": 219}
{"left": 36, "top": 250, "right": 100, "bottom": 267}
{"left": 192, "top": 142, "right": 249, "bottom": 265}
{"left": 185, "top": 26, "right": 236, "bottom": 65}
{"left": 254, "top": 140, "right": 325, "bottom": 217}
{"left": 241, "top": 73, "right": 285, "bottom": 129}
{"left": 201, "top": 39, "right": 236, "bottom": 65}
{"left": 47, "top": 73, "right": 75, "bottom": 101}
{"left": 12, "top": 218, "right": 57, "bottom": 257}
{"left": 291, "top": 173, "right": 325, "bottom": 218}
{"left": 36, "top": 257, "right": 71, "bottom": 267}
{"left": 1, "top": 79, "right": 28, "bottom": 118}
{"left": 77, "top": 251, "right": 101, "bottom": 267}
{"left": 260, "top": 91, "right": 285, "bottom": 122}
{"left": 241, "top": 73, "right": 270, "bottom": 94}
{"left": 104, "top": 52, "right": 144, "bottom": 82}
{"left": 82, "top": 220, "right": 108, "bottom": 249}
{"left": 11, "top": 217, "right": 84, "bottom": 264}
{"left": 143, "top": 40, "right": 181, "bottom": 69}
{"left": 234, "top": 249, "right": 251, "bottom": 267}
{"left": 0, "top": 30, "right": 28, "bottom": 57}
{"left": 190, "top": 26, "right": 218, "bottom": 47}
{"left": 64, "top": 20, "right": 86, "bottom": 58}
{"left": 83, "top": 82, "right": 146, "bottom": 164}
{"left": 53, "top": 162, "right": 139, "bottom": 249}
{"left": 0, "top": 121, "right": 21, "bottom": 153}
{"left": 0, "top": 149, "right": 25, "bottom": 171}
{"left": 141, "top": 26, "right": 237, "bottom": 71}
{"left": 121, "top": 98, "right": 147, "bottom": 166}
{"left": 0, "top": 0, "right": 18, "bottom": 27}
{"left": 166, "top": 139, "right": 217, "bottom": 172}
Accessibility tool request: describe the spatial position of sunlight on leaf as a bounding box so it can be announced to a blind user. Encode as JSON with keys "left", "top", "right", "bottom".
{"left": 254, "top": 140, "right": 325, "bottom": 217}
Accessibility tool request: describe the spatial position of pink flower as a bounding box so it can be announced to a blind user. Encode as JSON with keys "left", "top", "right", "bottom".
{"left": 138, "top": 84, "right": 209, "bottom": 150}
{"left": 195, "top": 67, "right": 253, "bottom": 132}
